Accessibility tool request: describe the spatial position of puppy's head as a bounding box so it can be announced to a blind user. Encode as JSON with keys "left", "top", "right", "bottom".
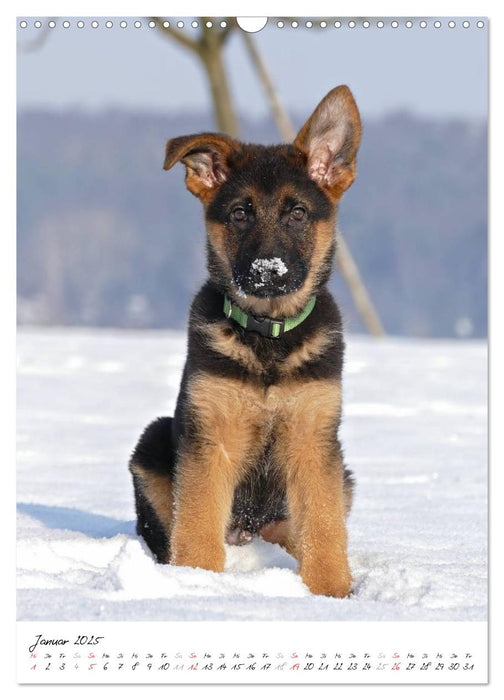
{"left": 164, "top": 85, "right": 361, "bottom": 318}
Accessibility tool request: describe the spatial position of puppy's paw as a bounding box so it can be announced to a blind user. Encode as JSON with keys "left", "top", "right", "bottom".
{"left": 300, "top": 560, "right": 352, "bottom": 598}
{"left": 171, "top": 539, "right": 226, "bottom": 572}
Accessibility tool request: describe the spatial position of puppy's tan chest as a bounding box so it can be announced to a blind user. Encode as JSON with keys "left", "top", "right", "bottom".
{"left": 188, "top": 373, "right": 342, "bottom": 445}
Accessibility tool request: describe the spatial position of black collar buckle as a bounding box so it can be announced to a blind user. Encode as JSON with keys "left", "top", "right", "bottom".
{"left": 245, "top": 314, "right": 285, "bottom": 338}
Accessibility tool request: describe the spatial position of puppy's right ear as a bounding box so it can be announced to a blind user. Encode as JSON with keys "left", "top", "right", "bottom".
{"left": 163, "top": 133, "right": 240, "bottom": 203}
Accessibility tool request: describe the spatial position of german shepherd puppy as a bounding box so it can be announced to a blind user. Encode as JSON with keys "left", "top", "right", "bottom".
{"left": 129, "top": 86, "right": 361, "bottom": 597}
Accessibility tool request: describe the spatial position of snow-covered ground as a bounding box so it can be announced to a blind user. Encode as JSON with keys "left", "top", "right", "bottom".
{"left": 16, "top": 327, "right": 487, "bottom": 621}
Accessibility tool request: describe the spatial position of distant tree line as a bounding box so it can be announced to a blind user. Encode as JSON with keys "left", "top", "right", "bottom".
{"left": 17, "top": 109, "right": 487, "bottom": 337}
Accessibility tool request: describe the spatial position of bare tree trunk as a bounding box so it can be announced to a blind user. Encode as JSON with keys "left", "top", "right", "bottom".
{"left": 335, "top": 230, "right": 385, "bottom": 336}
{"left": 150, "top": 17, "right": 240, "bottom": 137}
{"left": 200, "top": 22, "right": 240, "bottom": 137}
{"left": 241, "top": 32, "right": 294, "bottom": 141}
{"left": 242, "top": 32, "right": 385, "bottom": 336}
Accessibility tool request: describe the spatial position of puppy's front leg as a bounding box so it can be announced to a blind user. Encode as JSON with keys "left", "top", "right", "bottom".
{"left": 286, "top": 449, "right": 352, "bottom": 598}
{"left": 277, "top": 380, "right": 352, "bottom": 598}
{"left": 170, "top": 374, "right": 260, "bottom": 572}
{"left": 170, "top": 442, "right": 241, "bottom": 571}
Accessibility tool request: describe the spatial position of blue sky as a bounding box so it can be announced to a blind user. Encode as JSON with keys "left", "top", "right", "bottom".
{"left": 17, "top": 18, "right": 487, "bottom": 121}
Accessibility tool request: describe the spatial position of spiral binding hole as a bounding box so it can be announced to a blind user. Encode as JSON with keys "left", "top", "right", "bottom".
{"left": 17, "top": 17, "right": 486, "bottom": 33}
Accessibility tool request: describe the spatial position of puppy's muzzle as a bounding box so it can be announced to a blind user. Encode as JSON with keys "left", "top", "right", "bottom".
{"left": 234, "top": 257, "right": 308, "bottom": 298}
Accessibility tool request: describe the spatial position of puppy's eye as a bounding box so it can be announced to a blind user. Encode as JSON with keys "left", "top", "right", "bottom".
{"left": 290, "top": 206, "right": 307, "bottom": 222}
{"left": 231, "top": 206, "right": 247, "bottom": 222}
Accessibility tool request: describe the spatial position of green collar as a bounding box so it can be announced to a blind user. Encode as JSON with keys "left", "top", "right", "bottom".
{"left": 223, "top": 294, "right": 316, "bottom": 339}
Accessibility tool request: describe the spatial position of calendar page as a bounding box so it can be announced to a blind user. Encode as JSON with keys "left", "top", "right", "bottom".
{"left": 15, "top": 3, "right": 488, "bottom": 687}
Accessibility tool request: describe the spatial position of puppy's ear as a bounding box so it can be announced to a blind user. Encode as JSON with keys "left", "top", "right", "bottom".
{"left": 294, "top": 85, "right": 361, "bottom": 199}
{"left": 163, "top": 133, "right": 240, "bottom": 203}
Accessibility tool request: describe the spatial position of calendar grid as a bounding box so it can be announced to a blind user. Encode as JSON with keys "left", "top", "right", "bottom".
{"left": 17, "top": 621, "right": 488, "bottom": 684}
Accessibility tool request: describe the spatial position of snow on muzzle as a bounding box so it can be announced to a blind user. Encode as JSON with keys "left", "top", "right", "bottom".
{"left": 232, "top": 256, "right": 308, "bottom": 298}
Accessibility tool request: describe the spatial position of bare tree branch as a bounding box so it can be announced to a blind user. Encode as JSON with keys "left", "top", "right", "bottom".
{"left": 335, "top": 230, "right": 385, "bottom": 336}
{"left": 149, "top": 17, "right": 201, "bottom": 54}
{"left": 241, "top": 32, "right": 296, "bottom": 141}
{"left": 218, "top": 17, "right": 238, "bottom": 45}
{"left": 17, "top": 19, "right": 54, "bottom": 53}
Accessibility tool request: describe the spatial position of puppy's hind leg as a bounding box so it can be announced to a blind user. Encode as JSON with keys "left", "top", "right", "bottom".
{"left": 259, "top": 519, "right": 297, "bottom": 558}
{"left": 129, "top": 417, "right": 175, "bottom": 563}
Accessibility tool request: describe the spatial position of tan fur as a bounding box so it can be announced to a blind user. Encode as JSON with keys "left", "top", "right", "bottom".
{"left": 273, "top": 380, "right": 351, "bottom": 597}
{"left": 202, "top": 321, "right": 264, "bottom": 374}
{"left": 170, "top": 374, "right": 265, "bottom": 571}
{"left": 259, "top": 519, "right": 296, "bottom": 558}
{"left": 206, "top": 220, "right": 236, "bottom": 277}
{"left": 163, "top": 133, "right": 240, "bottom": 204}
{"left": 130, "top": 462, "right": 173, "bottom": 563}
{"left": 184, "top": 173, "right": 214, "bottom": 204}
{"left": 171, "top": 372, "right": 350, "bottom": 596}
{"left": 201, "top": 321, "right": 334, "bottom": 379}
{"left": 287, "top": 218, "right": 336, "bottom": 313}
{"left": 279, "top": 328, "right": 336, "bottom": 374}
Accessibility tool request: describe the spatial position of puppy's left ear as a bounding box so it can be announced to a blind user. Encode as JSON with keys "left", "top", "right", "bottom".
{"left": 294, "top": 85, "right": 362, "bottom": 199}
